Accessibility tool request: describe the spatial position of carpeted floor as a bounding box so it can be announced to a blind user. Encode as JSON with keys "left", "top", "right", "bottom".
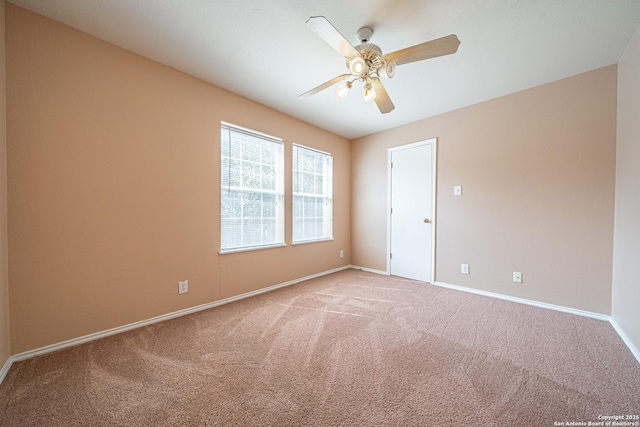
{"left": 0, "top": 269, "right": 638, "bottom": 426}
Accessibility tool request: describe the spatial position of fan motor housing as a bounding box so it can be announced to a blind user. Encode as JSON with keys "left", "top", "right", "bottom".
{"left": 356, "top": 43, "right": 383, "bottom": 70}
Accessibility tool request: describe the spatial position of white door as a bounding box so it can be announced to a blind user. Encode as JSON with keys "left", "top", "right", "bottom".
{"left": 389, "top": 140, "right": 435, "bottom": 282}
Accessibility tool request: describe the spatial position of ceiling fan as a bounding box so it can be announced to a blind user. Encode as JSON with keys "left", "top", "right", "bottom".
{"left": 299, "top": 16, "right": 461, "bottom": 114}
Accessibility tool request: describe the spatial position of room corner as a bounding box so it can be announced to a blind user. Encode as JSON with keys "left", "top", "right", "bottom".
{"left": 0, "top": 0, "right": 12, "bottom": 380}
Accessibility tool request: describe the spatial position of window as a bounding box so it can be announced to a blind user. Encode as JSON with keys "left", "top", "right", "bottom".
{"left": 221, "top": 123, "right": 284, "bottom": 252}
{"left": 292, "top": 144, "right": 333, "bottom": 243}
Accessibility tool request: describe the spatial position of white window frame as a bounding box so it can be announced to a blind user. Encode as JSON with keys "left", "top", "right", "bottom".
{"left": 220, "top": 122, "right": 284, "bottom": 253}
{"left": 292, "top": 144, "right": 333, "bottom": 244}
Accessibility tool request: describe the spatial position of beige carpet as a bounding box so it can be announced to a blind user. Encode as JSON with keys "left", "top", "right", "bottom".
{"left": 0, "top": 269, "right": 638, "bottom": 426}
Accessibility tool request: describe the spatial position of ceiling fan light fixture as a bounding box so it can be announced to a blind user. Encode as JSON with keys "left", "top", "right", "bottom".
{"left": 335, "top": 80, "right": 352, "bottom": 99}
{"left": 363, "top": 82, "right": 376, "bottom": 102}
{"left": 379, "top": 60, "right": 397, "bottom": 79}
{"left": 348, "top": 56, "right": 368, "bottom": 76}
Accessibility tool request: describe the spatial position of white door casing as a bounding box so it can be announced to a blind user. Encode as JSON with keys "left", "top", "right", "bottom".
{"left": 388, "top": 139, "right": 436, "bottom": 282}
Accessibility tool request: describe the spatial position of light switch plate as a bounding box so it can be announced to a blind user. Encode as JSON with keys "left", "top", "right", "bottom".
{"left": 454, "top": 186, "right": 462, "bottom": 196}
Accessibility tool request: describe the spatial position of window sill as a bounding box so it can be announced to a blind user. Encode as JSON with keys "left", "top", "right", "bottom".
{"left": 219, "top": 243, "right": 287, "bottom": 255}
{"left": 291, "top": 238, "right": 334, "bottom": 246}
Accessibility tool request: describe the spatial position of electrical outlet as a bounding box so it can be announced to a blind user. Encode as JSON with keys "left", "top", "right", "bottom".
{"left": 461, "top": 264, "right": 469, "bottom": 275}
{"left": 513, "top": 272, "right": 523, "bottom": 283}
{"left": 340, "top": 250, "right": 344, "bottom": 258}
{"left": 178, "top": 280, "right": 188, "bottom": 294}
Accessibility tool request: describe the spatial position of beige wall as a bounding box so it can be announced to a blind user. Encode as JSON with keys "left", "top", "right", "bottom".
{"left": 352, "top": 65, "right": 617, "bottom": 314}
{"left": 5, "top": 4, "right": 350, "bottom": 354}
{"left": 612, "top": 23, "right": 640, "bottom": 352}
{"left": 0, "top": 0, "right": 11, "bottom": 368}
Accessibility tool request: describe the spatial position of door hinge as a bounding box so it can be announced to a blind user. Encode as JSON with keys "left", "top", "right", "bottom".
{"left": 390, "top": 207, "right": 393, "bottom": 214}
{"left": 391, "top": 162, "right": 393, "bottom": 168}
{"left": 390, "top": 253, "right": 393, "bottom": 259}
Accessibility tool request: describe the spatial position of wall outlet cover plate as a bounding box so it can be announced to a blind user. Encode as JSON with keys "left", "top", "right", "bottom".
{"left": 179, "top": 280, "right": 188, "bottom": 294}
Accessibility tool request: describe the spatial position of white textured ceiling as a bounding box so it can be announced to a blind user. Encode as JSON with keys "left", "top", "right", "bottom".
{"left": 7, "top": 0, "right": 640, "bottom": 139}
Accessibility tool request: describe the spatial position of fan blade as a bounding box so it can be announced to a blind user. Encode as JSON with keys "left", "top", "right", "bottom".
{"left": 371, "top": 78, "right": 395, "bottom": 114}
{"left": 385, "top": 34, "right": 460, "bottom": 66}
{"left": 299, "top": 74, "right": 350, "bottom": 99}
{"left": 306, "top": 16, "right": 360, "bottom": 58}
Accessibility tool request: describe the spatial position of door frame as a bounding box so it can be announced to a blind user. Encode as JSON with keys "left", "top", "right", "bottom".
{"left": 387, "top": 138, "right": 437, "bottom": 282}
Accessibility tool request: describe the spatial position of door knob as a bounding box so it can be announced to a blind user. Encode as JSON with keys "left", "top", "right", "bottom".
{"left": 423, "top": 218, "right": 430, "bottom": 223}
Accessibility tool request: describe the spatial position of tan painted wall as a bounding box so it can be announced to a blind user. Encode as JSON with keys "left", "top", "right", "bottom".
{"left": 352, "top": 65, "right": 617, "bottom": 315}
{"left": 0, "top": 0, "right": 11, "bottom": 367}
{"left": 6, "top": 4, "right": 350, "bottom": 354}
{"left": 612, "top": 23, "right": 640, "bottom": 352}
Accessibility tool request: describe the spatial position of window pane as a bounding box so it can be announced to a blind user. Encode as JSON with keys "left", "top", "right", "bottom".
{"left": 261, "top": 144, "right": 277, "bottom": 164}
{"left": 302, "top": 150, "right": 314, "bottom": 172}
{"left": 229, "top": 139, "right": 241, "bottom": 158}
{"left": 221, "top": 190, "right": 241, "bottom": 219}
{"left": 262, "top": 218, "right": 276, "bottom": 243}
{"left": 315, "top": 154, "right": 324, "bottom": 173}
{"left": 303, "top": 196, "right": 315, "bottom": 218}
{"left": 304, "top": 219, "right": 316, "bottom": 240}
{"left": 293, "top": 195, "right": 303, "bottom": 218}
{"left": 243, "top": 219, "right": 262, "bottom": 246}
{"left": 242, "top": 161, "right": 260, "bottom": 189}
{"left": 262, "top": 193, "right": 275, "bottom": 218}
{"left": 243, "top": 192, "right": 261, "bottom": 218}
{"left": 244, "top": 141, "right": 260, "bottom": 162}
{"left": 221, "top": 136, "right": 230, "bottom": 157}
{"left": 303, "top": 172, "right": 314, "bottom": 194}
{"left": 221, "top": 219, "right": 241, "bottom": 249}
{"left": 261, "top": 165, "right": 276, "bottom": 191}
{"left": 314, "top": 174, "right": 323, "bottom": 195}
{"left": 293, "top": 219, "right": 303, "bottom": 241}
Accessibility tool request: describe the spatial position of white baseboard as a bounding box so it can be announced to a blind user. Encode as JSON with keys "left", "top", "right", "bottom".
{"left": 350, "top": 265, "right": 389, "bottom": 276}
{"left": 609, "top": 317, "right": 640, "bottom": 364}
{"left": 433, "top": 281, "right": 610, "bottom": 321}
{"left": 8, "top": 265, "right": 353, "bottom": 367}
{"left": 0, "top": 356, "right": 12, "bottom": 385}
